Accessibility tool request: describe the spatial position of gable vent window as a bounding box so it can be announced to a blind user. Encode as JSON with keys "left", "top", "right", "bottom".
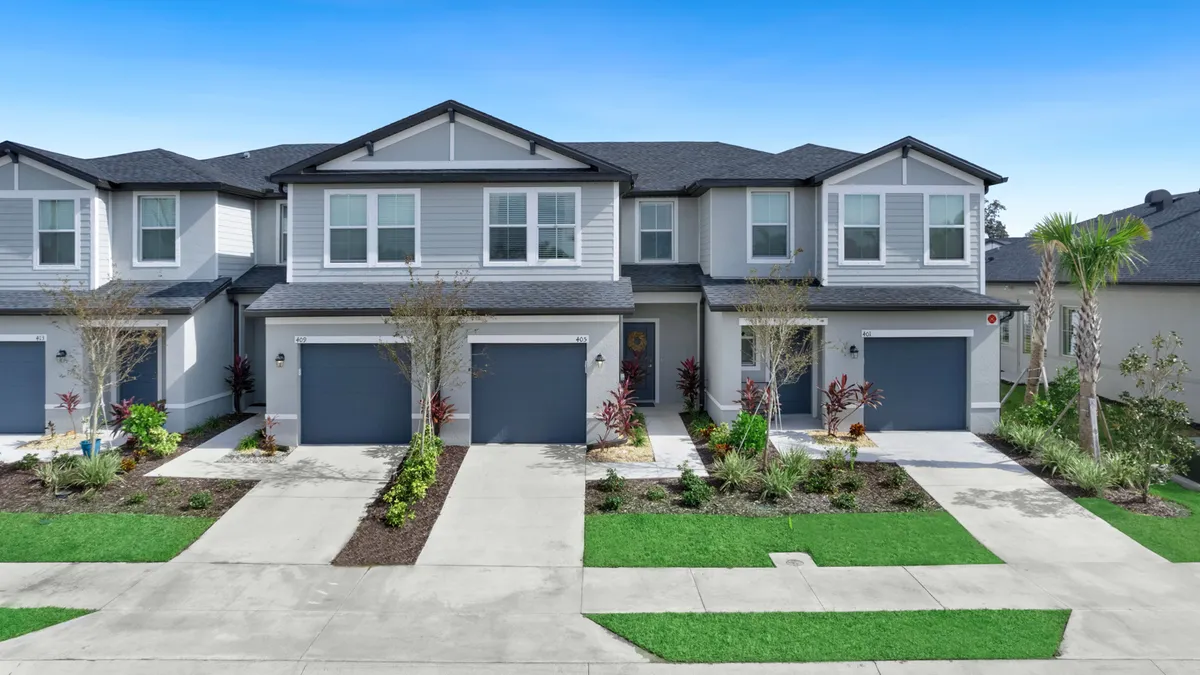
{"left": 637, "top": 200, "right": 675, "bottom": 262}
{"left": 927, "top": 194, "right": 967, "bottom": 262}
{"left": 485, "top": 187, "right": 581, "bottom": 266}
{"left": 36, "top": 199, "right": 76, "bottom": 267}
{"left": 325, "top": 189, "right": 421, "bottom": 267}
{"left": 749, "top": 190, "right": 791, "bottom": 260}
{"left": 842, "top": 194, "right": 882, "bottom": 262}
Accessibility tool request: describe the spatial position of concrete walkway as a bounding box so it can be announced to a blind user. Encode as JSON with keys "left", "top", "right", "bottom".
{"left": 587, "top": 407, "right": 708, "bottom": 479}
{"left": 417, "top": 444, "right": 585, "bottom": 567}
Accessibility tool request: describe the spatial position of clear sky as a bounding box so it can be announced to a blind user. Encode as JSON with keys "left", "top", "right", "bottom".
{"left": 2, "top": 0, "right": 1198, "bottom": 235}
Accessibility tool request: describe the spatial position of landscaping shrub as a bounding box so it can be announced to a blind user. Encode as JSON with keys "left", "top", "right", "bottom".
{"left": 260, "top": 416, "right": 280, "bottom": 456}
{"left": 14, "top": 453, "right": 39, "bottom": 471}
{"left": 1061, "top": 456, "right": 1114, "bottom": 497}
{"left": 848, "top": 422, "right": 866, "bottom": 439}
{"left": 1104, "top": 451, "right": 1142, "bottom": 490}
{"left": 1037, "top": 438, "right": 1084, "bottom": 476}
{"left": 830, "top": 491, "right": 857, "bottom": 510}
{"left": 69, "top": 452, "right": 122, "bottom": 494}
{"left": 687, "top": 413, "right": 715, "bottom": 439}
{"left": 600, "top": 495, "right": 623, "bottom": 512}
{"left": 184, "top": 415, "right": 224, "bottom": 437}
{"left": 630, "top": 425, "right": 650, "bottom": 448}
{"left": 821, "top": 448, "right": 849, "bottom": 473}
{"left": 676, "top": 357, "right": 702, "bottom": 413}
{"left": 126, "top": 491, "right": 148, "bottom": 505}
{"left": 236, "top": 433, "right": 260, "bottom": 451}
{"left": 820, "top": 374, "right": 884, "bottom": 435}
{"left": 839, "top": 471, "right": 865, "bottom": 493}
{"left": 33, "top": 462, "right": 67, "bottom": 493}
{"left": 600, "top": 468, "right": 627, "bottom": 493}
{"left": 779, "top": 450, "right": 812, "bottom": 481}
{"left": 713, "top": 452, "right": 758, "bottom": 493}
{"left": 141, "top": 427, "right": 182, "bottom": 458}
{"left": 119, "top": 457, "right": 137, "bottom": 473}
{"left": 678, "top": 463, "right": 714, "bottom": 507}
{"left": 897, "top": 489, "right": 926, "bottom": 509}
{"left": 760, "top": 463, "right": 802, "bottom": 501}
{"left": 645, "top": 485, "right": 667, "bottom": 501}
{"left": 597, "top": 380, "right": 637, "bottom": 446}
{"left": 382, "top": 433, "right": 445, "bottom": 527}
{"left": 803, "top": 469, "right": 833, "bottom": 494}
{"left": 122, "top": 404, "right": 168, "bottom": 441}
{"left": 738, "top": 378, "right": 771, "bottom": 415}
{"left": 708, "top": 423, "right": 733, "bottom": 457}
{"left": 1009, "top": 366, "right": 1080, "bottom": 428}
{"left": 883, "top": 465, "right": 907, "bottom": 489}
{"left": 225, "top": 355, "right": 255, "bottom": 414}
{"left": 1003, "top": 422, "right": 1046, "bottom": 454}
{"left": 729, "top": 412, "right": 767, "bottom": 455}
{"left": 188, "top": 491, "right": 214, "bottom": 510}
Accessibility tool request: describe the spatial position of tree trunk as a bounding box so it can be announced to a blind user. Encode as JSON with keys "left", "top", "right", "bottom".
{"left": 1076, "top": 290, "right": 1103, "bottom": 459}
{"left": 1025, "top": 247, "right": 1057, "bottom": 403}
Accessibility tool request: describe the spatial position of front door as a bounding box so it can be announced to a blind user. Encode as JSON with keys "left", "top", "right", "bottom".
{"left": 120, "top": 336, "right": 160, "bottom": 405}
{"left": 622, "top": 322, "right": 656, "bottom": 404}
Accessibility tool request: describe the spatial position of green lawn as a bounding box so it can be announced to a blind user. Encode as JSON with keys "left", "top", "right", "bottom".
{"left": 0, "top": 512, "right": 216, "bottom": 563}
{"left": 0, "top": 607, "right": 93, "bottom": 642}
{"left": 584, "top": 513, "right": 1001, "bottom": 567}
{"left": 1078, "top": 483, "right": 1200, "bottom": 561}
{"left": 588, "top": 610, "right": 1071, "bottom": 663}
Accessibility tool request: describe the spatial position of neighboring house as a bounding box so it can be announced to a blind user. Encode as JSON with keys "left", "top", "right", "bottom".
{"left": 987, "top": 189, "right": 1200, "bottom": 422}
{"left": 985, "top": 237, "right": 1014, "bottom": 251}
{"left": 1, "top": 100, "right": 1019, "bottom": 444}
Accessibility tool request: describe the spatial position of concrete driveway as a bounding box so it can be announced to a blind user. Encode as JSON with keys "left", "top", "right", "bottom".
{"left": 417, "top": 444, "right": 585, "bottom": 567}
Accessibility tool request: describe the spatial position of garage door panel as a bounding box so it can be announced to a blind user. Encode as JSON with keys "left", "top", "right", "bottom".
{"left": 471, "top": 343, "right": 586, "bottom": 444}
{"left": 864, "top": 337, "right": 967, "bottom": 431}
{"left": 300, "top": 344, "right": 411, "bottom": 445}
{"left": 0, "top": 342, "right": 45, "bottom": 434}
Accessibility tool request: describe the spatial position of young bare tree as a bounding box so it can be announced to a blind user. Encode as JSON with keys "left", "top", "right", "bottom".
{"left": 1024, "top": 215, "right": 1064, "bottom": 403}
{"left": 736, "top": 264, "right": 818, "bottom": 434}
{"left": 48, "top": 279, "right": 159, "bottom": 448}
{"left": 382, "top": 266, "right": 487, "bottom": 443}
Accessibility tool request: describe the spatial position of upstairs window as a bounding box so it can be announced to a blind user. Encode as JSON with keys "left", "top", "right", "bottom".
{"left": 637, "top": 200, "right": 675, "bottom": 262}
{"left": 485, "top": 187, "right": 581, "bottom": 265}
{"left": 136, "top": 194, "right": 179, "bottom": 265}
{"left": 749, "top": 190, "right": 790, "bottom": 259}
{"left": 328, "top": 194, "right": 368, "bottom": 263}
{"left": 842, "top": 194, "right": 882, "bottom": 262}
{"left": 927, "top": 194, "right": 967, "bottom": 262}
{"left": 278, "top": 204, "right": 288, "bottom": 263}
{"left": 325, "top": 189, "right": 420, "bottom": 266}
{"left": 36, "top": 199, "right": 76, "bottom": 267}
{"left": 1061, "top": 306, "right": 1079, "bottom": 356}
{"left": 377, "top": 193, "right": 417, "bottom": 263}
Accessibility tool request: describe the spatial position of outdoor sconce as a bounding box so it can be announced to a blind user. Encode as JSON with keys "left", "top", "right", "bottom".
{"left": 594, "top": 353, "right": 606, "bottom": 371}
{"left": 55, "top": 349, "right": 67, "bottom": 362}
{"left": 848, "top": 345, "right": 859, "bottom": 359}
{"left": 275, "top": 353, "right": 286, "bottom": 368}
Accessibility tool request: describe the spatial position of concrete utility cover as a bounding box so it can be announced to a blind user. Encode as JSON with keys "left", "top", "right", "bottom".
{"left": 769, "top": 551, "right": 814, "bottom": 568}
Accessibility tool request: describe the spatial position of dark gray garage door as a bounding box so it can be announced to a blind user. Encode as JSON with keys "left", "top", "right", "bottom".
{"left": 471, "top": 343, "right": 586, "bottom": 444}
{"left": 864, "top": 337, "right": 967, "bottom": 431}
{"left": 300, "top": 344, "right": 411, "bottom": 445}
{"left": 0, "top": 342, "right": 45, "bottom": 433}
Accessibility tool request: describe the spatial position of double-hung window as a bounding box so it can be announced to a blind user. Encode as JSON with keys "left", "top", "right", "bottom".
{"left": 748, "top": 190, "right": 791, "bottom": 260}
{"left": 278, "top": 203, "right": 288, "bottom": 263}
{"left": 1061, "top": 306, "right": 1079, "bottom": 357}
{"left": 135, "top": 194, "right": 179, "bottom": 265}
{"left": 740, "top": 327, "right": 756, "bottom": 367}
{"left": 36, "top": 199, "right": 76, "bottom": 267}
{"left": 842, "top": 194, "right": 882, "bottom": 262}
{"left": 637, "top": 200, "right": 675, "bottom": 262}
{"left": 1022, "top": 311, "right": 1033, "bottom": 354}
{"left": 1000, "top": 316, "right": 1011, "bottom": 345}
{"left": 326, "top": 189, "right": 420, "bottom": 266}
{"left": 485, "top": 187, "right": 581, "bottom": 265}
{"left": 927, "top": 194, "right": 967, "bottom": 263}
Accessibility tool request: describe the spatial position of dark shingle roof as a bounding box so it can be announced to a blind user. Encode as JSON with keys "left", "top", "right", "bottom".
{"left": 565, "top": 142, "right": 775, "bottom": 193}
{"left": 621, "top": 264, "right": 705, "bottom": 292}
{"left": 230, "top": 265, "right": 288, "bottom": 294}
{"left": 244, "top": 280, "right": 635, "bottom": 317}
{"left": 203, "top": 144, "right": 338, "bottom": 192}
{"left": 720, "top": 143, "right": 862, "bottom": 181}
{"left": 986, "top": 191, "right": 1200, "bottom": 286}
{"left": 703, "top": 281, "right": 1025, "bottom": 312}
{"left": 0, "top": 278, "right": 230, "bottom": 315}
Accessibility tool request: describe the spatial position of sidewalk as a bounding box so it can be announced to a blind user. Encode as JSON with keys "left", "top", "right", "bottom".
{"left": 586, "top": 407, "right": 708, "bottom": 479}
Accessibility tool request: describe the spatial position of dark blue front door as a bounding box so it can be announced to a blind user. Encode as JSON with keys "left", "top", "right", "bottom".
{"left": 120, "top": 337, "right": 159, "bottom": 405}
{"left": 776, "top": 328, "right": 813, "bottom": 414}
{"left": 622, "top": 322, "right": 656, "bottom": 404}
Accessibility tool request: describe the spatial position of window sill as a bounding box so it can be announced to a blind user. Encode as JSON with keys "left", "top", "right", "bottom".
{"left": 741, "top": 364, "right": 759, "bottom": 371}
{"left": 32, "top": 264, "right": 81, "bottom": 272}
{"left": 636, "top": 259, "right": 679, "bottom": 265}
{"left": 131, "top": 260, "right": 181, "bottom": 268}
{"left": 924, "top": 259, "right": 972, "bottom": 267}
{"left": 482, "top": 260, "right": 583, "bottom": 268}
{"left": 746, "top": 257, "right": 793, "bottom": 265}
{"left": 839, "top": 259, "right": 886, "bottom": 267}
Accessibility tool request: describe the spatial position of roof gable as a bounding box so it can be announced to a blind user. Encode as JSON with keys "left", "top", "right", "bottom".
{"left": 811, "top": 137, "right": 1005, "bottom": 187}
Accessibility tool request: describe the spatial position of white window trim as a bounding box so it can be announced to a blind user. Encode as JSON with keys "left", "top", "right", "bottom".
{"left": 1000, "top": 317, "right": 1011, "bottom": 345}
{"left": 481, "top": 186, "right": 583, "bottom": 267}
{"left": 634, "top": 197, "right": 678, "bottom": 263}
{"left": 924, "top": 192, "right": 973, "bottom": 266}
{"left": 131, "top": 191, "right": 181, "bottom": 268}
{"left": 32, "top": 196, "right": 82, "bottom": 271}
{"left": 740, "top": 326, "right": 758, "bottom": 369}
{"left": 276, "top": 201, "right": 288, "bottom": 264}
{"left": 745, "top": 188, "right": 794, "bottom": 263}
{"left": 1061, "top": 306, "right": 1079, "bottom": 357}
{"left": 323, "top": 188, "right": 422, "bottom": 268}
{"left": 837, "top": 190, "right": 887, "bottom": 266}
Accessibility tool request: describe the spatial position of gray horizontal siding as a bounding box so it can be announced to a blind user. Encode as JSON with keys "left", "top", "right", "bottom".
{"left": 826, "top": 192, "right": 980, "bottom": 288}
{"left": 707, "top": 187, "right": 817, "bottom": 280}
{"left": 290, "top": 183, "right": 617, "bottom": 282}
{"left": 217, "top": 194, "right": 255, "bottom": 279}
{"left": 255, "top": 199, "right": 283, "bottom": 265}
{"left": 112, "top": 191, "right": 218, "bottom": 281}
{"left": 619, "top": 196, "right": 699, "bottom": 265}
{"left": 0, "top": 196, "right": 90, "bottom": 289}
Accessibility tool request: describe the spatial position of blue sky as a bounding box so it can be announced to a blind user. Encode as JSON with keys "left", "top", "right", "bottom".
{"left": 3, "top": 0, "right": 1198, "bottom": 234}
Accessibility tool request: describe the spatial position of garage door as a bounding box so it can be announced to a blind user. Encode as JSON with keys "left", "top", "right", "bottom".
{"left": 0, "top": 342, "right": 45, "bottom": 433}
{"left": 864, "top": 337, "right": 967, "bottom": 431}
{"left": 471, "top": 343, "right": 586, "bottom": 444}
{"left": 300, "top": 344, "right": 411, "bottom": 445}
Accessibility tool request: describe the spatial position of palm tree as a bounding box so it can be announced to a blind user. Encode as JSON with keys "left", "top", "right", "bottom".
{"left": 1024, "top": 216, "right": 1066, "bottom": 403}
{"left": 1037, "top": 213, "right": 1151, "bottom": 457}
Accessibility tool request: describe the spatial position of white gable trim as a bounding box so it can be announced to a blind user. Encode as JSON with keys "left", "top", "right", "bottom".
{"left": 317, "top": 112, "right": 589, "bottom": 171}
{"left": 825, "top": 149, "right": 984, "bottom": 188}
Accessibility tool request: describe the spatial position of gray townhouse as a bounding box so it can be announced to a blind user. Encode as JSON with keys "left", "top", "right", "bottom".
{"left": 0, "top": 100, "right": 1020, "bottom": 444}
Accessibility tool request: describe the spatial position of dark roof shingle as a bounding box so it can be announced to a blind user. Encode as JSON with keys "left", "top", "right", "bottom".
{"left": 621, "top": 264, "right": 704, "bottom": 292}
{"left": 0, "top": 278, "right": 230, "bottom": 315}
{"left": 230, "top": 265, "right": 288, "bottom": 294}
{"left": 703, "top": 281, "right": 1025, "bottom": 312}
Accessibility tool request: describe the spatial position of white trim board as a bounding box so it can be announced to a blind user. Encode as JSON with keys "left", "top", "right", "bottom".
{"left": 745, "top": 187, "right": 795, "bottom": 264}
{"left": 706, "top": 391, "right": 739, "bottom": 412}
{"left": 836, "top": 191, "right": 887, "bottom": 267}
{"left": 481, "top": 186, "right": 583, "bottom": 268}
{"left": 468, "top": 335, "right": 589, "bottom": 344}
{"left": 922, "top": 192, "right": 973, "bottom": 267}
{"left": 83, "top": 319, "right": 167, "bottom": 328}
{"left": 0, "top": 334, "right": 47, "bottom": 342}
{"left": 323, "top": 188, "right": 422, "bottom": 268}
{"left": 294, "top": 336, "right": 409, "bottom": 344}
{"left": 164, "top": 391, "right": 232, "bottom": 410}
{"left": 130, "top": 191, "right": 182, "bottom": 268}
{"left": 30, "top": 196, "right": 83, "bottom": 272}
{"left": 738, "top": 317, "right": 828, "bottom": 326}
{"left": 264, "top": 315, "right": 621, "bottom": 325}
{"left": 862, "top": 329, "right": 974, "bottom": 338}
{"left": 633, "top": 196, "right": 679, "bottom": 263}
{"left": 971, "top": 402, "right": 1002, "bottom": 410}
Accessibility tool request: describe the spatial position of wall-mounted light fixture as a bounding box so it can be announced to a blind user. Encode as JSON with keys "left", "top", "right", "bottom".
{"left": 848, "top": 345, "right": 859, "bottom": 359}
{"left": 55, "top": 349, "right": 67, "bottom": 362}
{"left": 594, "top": 353, "right": 606, "bottom": 371}
{"left": 275, "top": 353, "right": 286, "bottom": 368}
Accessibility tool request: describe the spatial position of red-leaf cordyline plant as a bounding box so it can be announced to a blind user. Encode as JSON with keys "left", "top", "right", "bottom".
{"left": 597, "top": 380, "right": 638, "bottom": 446}
{"left": 225, "top": 354, "right": 256, "bottom": 414}
{"left": 421, "top": 392, "right": 457, "bottom": 435}
{"left": 738, "top": 378, "right": 772, "bottom": 416}
{"left": 261, "top": 415, "right": 279, "bottom": 456}
{"left": 820, "top": 375, "right": 884, "bottom": 435}
{"left": 620, "top": 359, "right": 645, "bottom": 388}
{"left": 676, "top": 357, "right": 702, "bottom": 413}
{"left": 56, "top": 390, "right": 82, "bottom": 434}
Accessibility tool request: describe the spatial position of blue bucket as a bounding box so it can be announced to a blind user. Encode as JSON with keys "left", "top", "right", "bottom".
{"left": 80, "top": 439, "right": 99, "bottom": 457}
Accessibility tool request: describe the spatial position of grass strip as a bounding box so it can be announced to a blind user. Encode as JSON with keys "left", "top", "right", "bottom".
{"left": 589, "top": 609, "right": 1070, "bottom": 662}
{"left": 585, "top": 512, "right": 1001, "bottom": 567}
{"left": 0, "top": 607, "right": 93, "bottom": 642}
{"left": 1078, "top": 482, "right": 1200, "bottom": 562}
{"left": 0, "top": 512, "right": 215, "bottom": 562}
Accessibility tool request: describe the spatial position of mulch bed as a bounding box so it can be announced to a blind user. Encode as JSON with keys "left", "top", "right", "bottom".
{"left": 680, "top": 411, "right": 719, "bottom": 469}
{"left": 0, "top": 412, "right": 256, "bottom": 517}
{"left": 979, "top": 434, "right": 1189, "bottom": 518}
{"left": 585, "top": 462, "right": 940, "bottom": 516}
{"left": 333, "top": 445, "right": 469, "bottom": 566}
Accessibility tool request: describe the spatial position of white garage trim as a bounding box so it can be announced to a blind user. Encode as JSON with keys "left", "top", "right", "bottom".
{"left": 739, "top": 317, "right": 828, "bottom": 326}
{"left": 971, "top": 401, "right": 1001, "bottom": 410}
{"left": 269, "top": 413, "right": 298, "bottom": 420}
{"left": 0, "top": 334, "right": 47, "bottom": 342}
{"left": 468, "top": 335, "right": 589, "bottom": 344}
{"left": 862, "top": 329, "right": 974, "bottom": 338}
{"left": 267, "top": 316, "right": 388, "bottom": 325}
{"left": 294, "top": 336, "right": 409, "bottom": 344}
